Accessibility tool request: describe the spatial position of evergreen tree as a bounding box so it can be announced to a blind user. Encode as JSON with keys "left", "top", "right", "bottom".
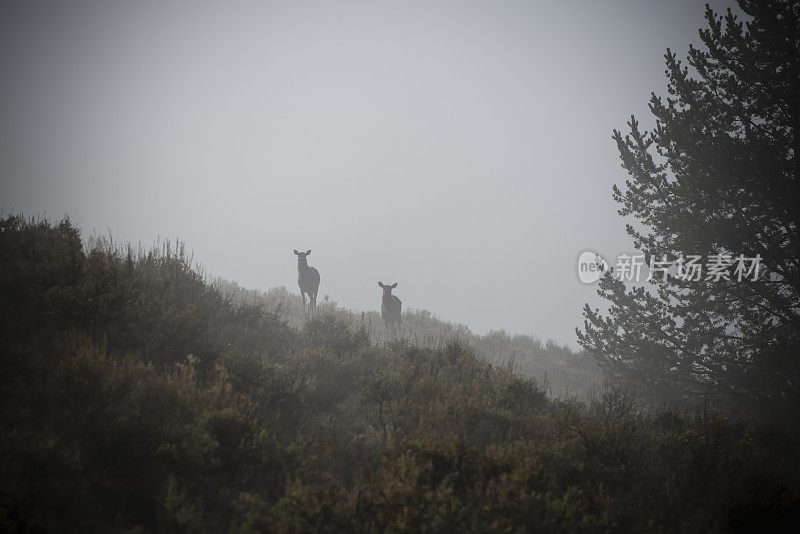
{"left": 578, "top": 1, "right": 800, "bottom": 419}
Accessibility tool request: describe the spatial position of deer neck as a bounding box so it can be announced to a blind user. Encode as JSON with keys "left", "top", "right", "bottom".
{"left": 297, "top": 259, "right": 309, "bottom": 273}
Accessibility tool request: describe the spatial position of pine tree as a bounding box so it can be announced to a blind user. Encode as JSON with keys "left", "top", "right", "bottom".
{"left": 578, "top": 1, "right": 800, "bottom": 419}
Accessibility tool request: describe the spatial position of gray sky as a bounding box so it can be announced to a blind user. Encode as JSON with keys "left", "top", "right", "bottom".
{"left": 0, "top": 0, "right": 734, "bottom": 346}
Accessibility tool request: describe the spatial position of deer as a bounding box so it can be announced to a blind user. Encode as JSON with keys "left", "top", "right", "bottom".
{"left": 294, "top": 249, "right": 320, "bottom": 318}
{"left": 378, "top": 282, "right": 402, "bottom": 338}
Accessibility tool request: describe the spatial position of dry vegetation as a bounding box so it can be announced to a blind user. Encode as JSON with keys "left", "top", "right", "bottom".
{"left": 214, "top": 281, "right": 602, "bottom": 399}
{"left": 2, "top": 215, "right": 799, "bottom": 532}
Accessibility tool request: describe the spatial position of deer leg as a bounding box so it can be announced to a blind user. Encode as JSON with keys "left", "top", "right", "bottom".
{"left": 301, "top": 291, "right": 307, "bottom": 317}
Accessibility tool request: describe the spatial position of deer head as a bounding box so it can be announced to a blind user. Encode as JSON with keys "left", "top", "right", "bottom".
{"left": 378, "top": 281, "right": 398, "bottom": 296}
{"left": 294, "top": 249, "right": 311, "bottom": 265}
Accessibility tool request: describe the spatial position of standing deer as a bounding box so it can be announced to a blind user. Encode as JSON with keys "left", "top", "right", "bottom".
{"left": 294, "top": 249, "right": 320, "bottom": 317}
{"left": 378, "top": 282, "right": 402, "bottom": 338}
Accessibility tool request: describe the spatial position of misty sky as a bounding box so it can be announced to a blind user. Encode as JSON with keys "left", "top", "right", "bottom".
{"left": 0, "top": 0, "right": 735, "bottom": 346}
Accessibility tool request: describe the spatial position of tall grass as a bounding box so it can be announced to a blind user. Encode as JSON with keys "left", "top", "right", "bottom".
{"left": 1, "top": 214, "right": 798, "bottom": 532}
{"left": 215, "top": 280, "right": 604, "bottom": 398}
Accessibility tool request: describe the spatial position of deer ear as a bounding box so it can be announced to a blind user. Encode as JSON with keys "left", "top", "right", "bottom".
{"left": 391, "top": 283, "right": 398, "bottom": 289}
{"left": 378, "top": 282, "right": 385, "bottom": 288}
{"left": 306, "top": 249, "right": 311, "bottom": 255}
{"left": 293, "top": 249, "right": 300, "bottom": 255}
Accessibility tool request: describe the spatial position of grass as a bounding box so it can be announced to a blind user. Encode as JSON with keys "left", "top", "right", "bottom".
{"left": 214, "top": 280, "right": 603, "bottom": 399}
{"left": 1, "top": 214, "right": 799, "bottom": 532}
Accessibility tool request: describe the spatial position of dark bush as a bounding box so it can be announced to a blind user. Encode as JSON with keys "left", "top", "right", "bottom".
{"left": 1, "top": 215, "right": 799, "bottom": 531}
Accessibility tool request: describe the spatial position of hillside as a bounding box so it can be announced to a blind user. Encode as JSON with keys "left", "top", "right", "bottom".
{"left": 2, "top": 215, "right": 799, "bottom": 532}
{"left": 214, "top": 281, "right": 603, "bottom": 398}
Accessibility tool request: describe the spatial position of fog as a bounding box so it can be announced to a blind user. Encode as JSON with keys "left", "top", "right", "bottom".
{"left": 0, "top": 0, "right": 732, "bottom": 345}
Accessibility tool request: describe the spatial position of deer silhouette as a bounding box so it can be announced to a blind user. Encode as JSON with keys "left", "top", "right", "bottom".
{"left": 294, "top": 249, "right": 320, "bottom": 317}
{"left": 378, "top": 282, "right": 402, "bottom": 338}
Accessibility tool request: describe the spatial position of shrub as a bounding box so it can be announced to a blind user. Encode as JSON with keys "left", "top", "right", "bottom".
{"left": 1, "top": 215, "right": 799, "bottom": 531}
